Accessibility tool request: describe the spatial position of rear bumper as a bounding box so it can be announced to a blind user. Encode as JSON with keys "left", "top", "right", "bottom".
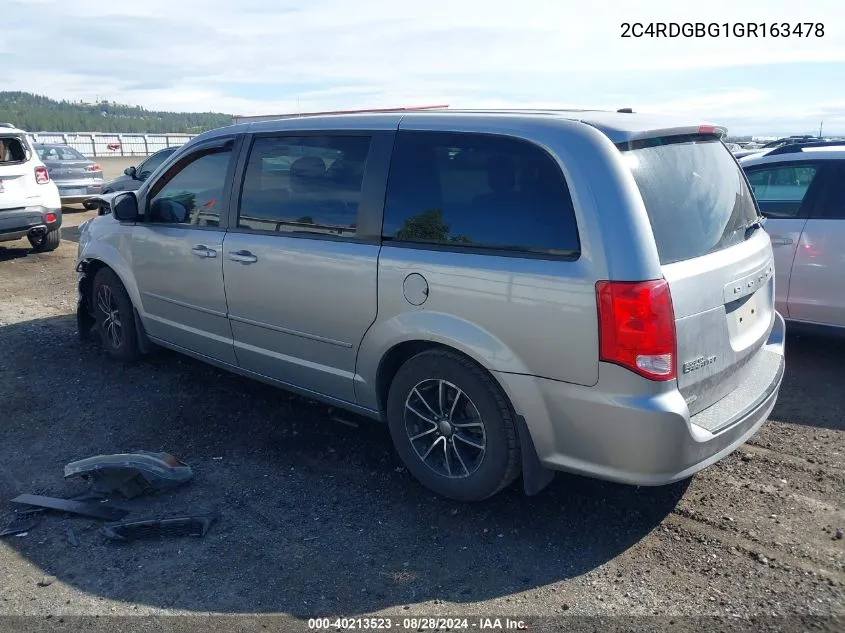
{"left": 498, "top": 311, "right": 786, "bottom": 486}
{"left": 0, "top": 206, "right": 63, "bottom": 242}
{"left": 56, "top": 180, "right": 103, "bottom": 202}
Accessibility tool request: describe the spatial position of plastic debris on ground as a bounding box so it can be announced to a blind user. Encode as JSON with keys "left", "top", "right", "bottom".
{"left": 63, "top": 451, "right": 194, "bottom": 499}
{"left": 102, "top": 514, "right": 218, "bottom": 541}
{"left": 0, "top": 510, "right": 44, "bottom": 538}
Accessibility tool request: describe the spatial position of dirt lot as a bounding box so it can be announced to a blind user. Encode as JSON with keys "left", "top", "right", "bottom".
{"left": 0, "top": 211, "right": 843, "bottom": 630}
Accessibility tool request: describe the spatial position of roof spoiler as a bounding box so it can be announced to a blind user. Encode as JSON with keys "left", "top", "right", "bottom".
{"left": 764, "top": 140, "right": 845, "bottom": 156}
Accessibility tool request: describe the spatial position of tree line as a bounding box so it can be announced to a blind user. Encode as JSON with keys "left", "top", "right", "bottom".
{"left": 0, "top": 92, "right": 232, "bottom": 134}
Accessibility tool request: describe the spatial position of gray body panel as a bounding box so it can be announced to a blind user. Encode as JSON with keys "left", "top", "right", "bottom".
{"left": 764, "top": 218, "right": 807, "bottom": 317}
{"left": 76, "top": 110, "right": 785, "bottom": 488}
{"left": 789, "top": 219, "right": 845, "bottom": 327}
{"left": 130, "top": 225, "right": 236, "bottom": 364}
{"left": 223, "top": 234, "right": 379, "bottom": 402}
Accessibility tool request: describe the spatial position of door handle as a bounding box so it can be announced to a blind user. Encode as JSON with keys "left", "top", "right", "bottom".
{"left": 770, "top": 237, "right": 794, "bottom": 247}
{"left": 191, "top": 245, "right": 217, "bottom": 258}
{"left": 229, "top": 250, "right": 258, "bottom": 264}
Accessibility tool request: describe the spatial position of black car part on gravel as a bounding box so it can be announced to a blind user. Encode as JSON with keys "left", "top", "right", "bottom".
{"left": 10, "top": 494, "right": 128, "bottom": 521}
{"left": 0, "top": 510, "right": 45, "bottom": 537}
{"left": 102, "top": 515, "right": 217, "bottom": 541}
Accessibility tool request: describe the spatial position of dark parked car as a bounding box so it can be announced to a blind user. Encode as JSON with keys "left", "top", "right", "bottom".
{"left": 34, "top": 144, "right": 104, "bottom": 203}
{"left": 101, "top": 147, "right": 178, "bottom": 194}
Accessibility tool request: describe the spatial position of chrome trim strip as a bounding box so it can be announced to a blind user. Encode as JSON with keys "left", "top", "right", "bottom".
{"left": 228, "top": 314, "right": 353, "bottom": 348}
{"left": 142, "top": 292, "right": 228, "bottom": 318}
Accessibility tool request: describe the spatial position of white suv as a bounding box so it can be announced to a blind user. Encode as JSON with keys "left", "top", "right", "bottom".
{"left": 740, "top": 141, "right": 845, "bottom": 331}
{"left": 0, "top": 124, "right": 63, "bottom": 252}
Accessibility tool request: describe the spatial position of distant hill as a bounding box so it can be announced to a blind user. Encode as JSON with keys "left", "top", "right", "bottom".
{"left": 0, "top": 92, "right": 232, "bottom": 134}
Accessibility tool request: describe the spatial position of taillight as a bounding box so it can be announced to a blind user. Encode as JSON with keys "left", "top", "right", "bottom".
{"left": 596, "top": 280, "right": 676, "bottom": 381}
{"left": 45, "top": 212, "right": 57, "bottom": 223}
{"left": 86, "top": 164, "right": 102, "bottom": 172}
{"left": 34, "top": 166, "right": 50, "bottom": 184}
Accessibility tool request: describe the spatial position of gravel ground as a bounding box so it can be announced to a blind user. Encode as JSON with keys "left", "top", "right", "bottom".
{"left": 0, "top": 213, "right": 843, "bottom": 630}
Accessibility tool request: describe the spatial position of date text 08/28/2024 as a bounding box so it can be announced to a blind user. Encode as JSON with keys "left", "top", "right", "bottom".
{"left": 621, "top": 22, "right": 825, "bottom": 38}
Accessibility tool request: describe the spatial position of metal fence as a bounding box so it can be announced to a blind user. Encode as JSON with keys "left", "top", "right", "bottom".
{"left": 24, "top": 132, "right": 197, "bottom": 158}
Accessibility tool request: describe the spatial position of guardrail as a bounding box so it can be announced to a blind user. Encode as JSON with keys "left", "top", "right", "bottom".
{"left": 24, "top": 132, "right": 197, "bottom": 158}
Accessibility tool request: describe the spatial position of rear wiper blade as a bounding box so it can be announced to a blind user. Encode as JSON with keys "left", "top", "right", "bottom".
{"left": 745, "top": 216, "right": 766, "bottom": 239}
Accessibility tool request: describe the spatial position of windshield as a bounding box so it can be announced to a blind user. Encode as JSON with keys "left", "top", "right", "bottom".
{"left": 619, "top": 135, "right": 759, "bottom": 265}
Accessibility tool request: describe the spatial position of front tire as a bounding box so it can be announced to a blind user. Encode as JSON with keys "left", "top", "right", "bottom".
{"left": 386, "top": 349, "right": 520, "bottom": 501}
{"left": 92, "top": 268, "right": 139, "bottom": 362}
{"left": 28, "top": 229, "right": 61, "bottom": 252}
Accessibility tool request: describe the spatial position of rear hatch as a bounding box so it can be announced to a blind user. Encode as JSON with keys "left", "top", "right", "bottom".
{"left": 40, "top": 147, "right": 100, "bottom": 184}
{"left": 620, "top": 134, "right": 777, "bottom": 420}
{"left": 46, "top": 159, "right": 99, "bottom": 181}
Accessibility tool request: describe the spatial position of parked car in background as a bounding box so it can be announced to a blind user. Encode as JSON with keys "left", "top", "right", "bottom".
{"left": 77, "top": 111, "right": 784, "bottom": 501}
{"left": 35, "top": 144, "right": 103, "bottom": 203}
{"left": 741, "top": 141, "right": 845, "bottom": 331}
{"left": 100, "top": 147, "right": 178, "bottom": 194}
{"left": 0, "top": 127, "right": 62, "bottom": 251}
{"left": 735, "top": 136, "right": 831, "bottom": 160}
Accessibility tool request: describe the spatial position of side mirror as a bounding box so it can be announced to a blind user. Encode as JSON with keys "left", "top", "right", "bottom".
{"left": 112, "top": 192, "right": 140, "bottom": 222}
{"left": 83, "top": 194, "right": 116, "bottom": 215}
{"left": 124, "top": 166, "right": 137, "bottom": 179}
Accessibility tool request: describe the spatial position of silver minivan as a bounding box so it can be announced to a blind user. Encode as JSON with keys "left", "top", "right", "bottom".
{"left": 77, "top": 111, "right": 785, "bottom": 500}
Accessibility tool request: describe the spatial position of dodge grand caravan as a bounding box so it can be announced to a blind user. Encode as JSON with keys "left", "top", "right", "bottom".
{"left": 76, "top": 111, "right": 785, "bottom": 501}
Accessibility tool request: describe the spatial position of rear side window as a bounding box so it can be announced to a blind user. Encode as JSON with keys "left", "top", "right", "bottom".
{"left": 745, "top": 164, "right": 819, "bottom": 219}
{"left": 139, "top": 149, "right": 174, "bottom": 178}
{"left": 39, "top": 146, "right": 86, "bottom": 161}
{"left": 383, "top": 131, "right": 579, "bottom": 257}
{"left": 619, "top": 136, "right": 759, "bottom": 265}
{"left": 237, "top": 135, "right": 371, "bottom": 237}
{"left": 58, "top": 147, "right": 85, "bottom": 160}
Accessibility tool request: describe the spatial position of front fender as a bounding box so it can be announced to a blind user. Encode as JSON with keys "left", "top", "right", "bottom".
{"left": 354, "top": 310, "right": 532, "bottom": 411}
{"left": 77, "top": 222, "right": 141, "bottom": 311}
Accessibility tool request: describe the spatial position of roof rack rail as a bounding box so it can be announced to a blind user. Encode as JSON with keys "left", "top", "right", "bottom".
{"left": 765, "top": 140, "right": 845, "bottom": 156}
{"left": 0, "top": 122, "right": 17, "bottom": 129}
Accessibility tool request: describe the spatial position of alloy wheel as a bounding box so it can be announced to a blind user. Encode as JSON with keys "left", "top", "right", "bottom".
{"left": 96, "top": 285, "right": 122, "bottom": 349}
{"left": 404, "top": 379, "right": 486, "bottom": 479}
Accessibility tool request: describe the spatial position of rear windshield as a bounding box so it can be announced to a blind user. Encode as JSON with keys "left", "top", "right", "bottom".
{"left": 0, "top": 136, "right": 28, "bottom": 164}
{"left": 618, "top": 135, "right": 759, "bottom": 265}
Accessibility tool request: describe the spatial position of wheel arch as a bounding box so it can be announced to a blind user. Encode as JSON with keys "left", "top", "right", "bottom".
{"left": 373, "top": 339, "right": 555, "bottom": 496}
{"left": 77, "top": 256, "right": 151, "bottom": 353}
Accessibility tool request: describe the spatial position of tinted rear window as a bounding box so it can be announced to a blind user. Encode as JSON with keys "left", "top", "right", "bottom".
{"left": 619, "top": 136, "right": 758, "bottom": 265}
{"left": 383, "top": 131, "right": 579, "bottom": 257}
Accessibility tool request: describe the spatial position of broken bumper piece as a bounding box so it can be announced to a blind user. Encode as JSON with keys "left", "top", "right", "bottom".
{"left": 64, "top": 451, "right": 194, "bottom": 498}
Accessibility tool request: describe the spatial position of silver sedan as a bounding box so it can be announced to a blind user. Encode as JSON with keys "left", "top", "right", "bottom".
{"left": 35, "top": 144, "right": 104, "bottom": 203}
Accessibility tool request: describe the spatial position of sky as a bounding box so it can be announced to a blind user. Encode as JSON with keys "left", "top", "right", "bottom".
{"left": 1, "top": 0, "right": 844, "bottom": 136}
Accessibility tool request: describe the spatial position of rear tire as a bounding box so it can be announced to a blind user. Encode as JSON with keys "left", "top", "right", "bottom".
{"left": 386, "top": 349, "right": 520, "bottom": 501}
{"left": 28, "top": 229, "right": 61, "bottom": 252}
{"left": 92, "top": 268, "right": 139, "bottom": 362}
